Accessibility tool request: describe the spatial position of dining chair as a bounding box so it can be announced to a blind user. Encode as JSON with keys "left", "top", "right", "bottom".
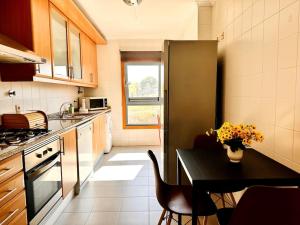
{"left": 217, "top": 186, "right": 300, "bottom": 225}
{"left": 193, "top": 134, "right": 245, "bottom": 207}
{"left": 148, "top": 150, "right": 217, "bottom": 225}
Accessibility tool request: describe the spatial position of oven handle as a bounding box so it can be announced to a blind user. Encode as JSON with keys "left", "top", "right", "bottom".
{"left": 26, "top": 154, "right": 60, "bottom": 180}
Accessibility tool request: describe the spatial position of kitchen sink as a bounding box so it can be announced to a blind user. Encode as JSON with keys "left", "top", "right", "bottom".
{"left": 47, "top": 112, "right": 97, "bottom": 121}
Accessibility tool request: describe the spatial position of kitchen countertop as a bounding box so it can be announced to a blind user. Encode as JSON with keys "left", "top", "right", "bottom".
{"left": 0, "top": 109, "right": 111, "bottom": 161}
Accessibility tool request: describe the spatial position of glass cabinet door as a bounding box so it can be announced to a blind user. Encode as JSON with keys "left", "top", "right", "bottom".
{"left": 51, "top": 9, "right": 69, "bottom": 78}
{"left": 69, "top": 25, "right": 82, "bottom": 80}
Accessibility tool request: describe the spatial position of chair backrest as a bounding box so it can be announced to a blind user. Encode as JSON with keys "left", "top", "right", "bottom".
{"left": 228, "top": 186, "right": 300, "bottom": 225}
{"left": 193, "top": 134, "right": 223, "bottom": 150}
{"left": 147, "top": 150, "right": 169, "bottom": 209}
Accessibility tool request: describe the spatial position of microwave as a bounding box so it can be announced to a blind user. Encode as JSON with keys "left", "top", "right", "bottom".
{"left": 79, "top": 97, "right": 108, "bottom": 110}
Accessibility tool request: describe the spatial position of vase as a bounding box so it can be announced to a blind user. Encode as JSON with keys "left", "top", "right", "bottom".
{"left": 226, "top": 146, "right": 243, "bottom": 163}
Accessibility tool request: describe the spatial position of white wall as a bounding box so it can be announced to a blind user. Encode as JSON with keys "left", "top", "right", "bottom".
{"left": 0, "top": 82, "right": 81, "bottom": 123}
{"left": 85, "top": 40, "right": 162, "bottom": 146}
{"left": 181, "top": 5, "right": 199, "bottom": 40}
{"left": 212, "top": 0, "right": 300, "bottom": 172}
{"left": 198, "top": 6, "right": 213, "bottom": 40}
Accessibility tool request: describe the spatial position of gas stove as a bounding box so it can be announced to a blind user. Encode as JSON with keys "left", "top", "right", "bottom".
{"left": 0, "top": 129, "right": 50, "bottom": 149}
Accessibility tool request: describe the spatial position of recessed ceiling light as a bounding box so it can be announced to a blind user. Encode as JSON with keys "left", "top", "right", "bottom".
{"left": 123, "top": 0, "right": 142, "bottom": 6}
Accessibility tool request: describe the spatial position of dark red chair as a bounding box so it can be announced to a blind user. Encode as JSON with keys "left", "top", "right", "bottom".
{"left": 148, "top": 150, "right": 217, "bottom": 225}
{"left": 193, "top": 134, "right": 245, "bottom": 207}
{"left": 217, "top": 186, "right": 300, "bottom": 225}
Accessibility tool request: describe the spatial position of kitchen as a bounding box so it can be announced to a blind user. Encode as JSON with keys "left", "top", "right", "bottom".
{"left": 1, "top": 0, "right": 300, "bottom": 225}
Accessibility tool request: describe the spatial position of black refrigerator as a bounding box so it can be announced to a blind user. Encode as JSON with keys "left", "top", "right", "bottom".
{"left": 162, "top": 40, "right": 218, "bottom": 184}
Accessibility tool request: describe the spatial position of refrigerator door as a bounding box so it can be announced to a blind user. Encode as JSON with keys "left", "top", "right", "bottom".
{"left": 164, "top": 40, "right": 218, "bottom": 184}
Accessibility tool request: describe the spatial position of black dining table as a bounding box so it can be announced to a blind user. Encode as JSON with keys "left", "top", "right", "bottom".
{"left": 176, "top": 148, "right": 300, "bottom": 225}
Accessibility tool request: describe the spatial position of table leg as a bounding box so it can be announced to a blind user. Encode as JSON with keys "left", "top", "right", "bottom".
{"left": 192, "top": 185, "right": 198, "bottom": 225}
{"left": 177, "top": 155, "right": 182, "bottom": 225}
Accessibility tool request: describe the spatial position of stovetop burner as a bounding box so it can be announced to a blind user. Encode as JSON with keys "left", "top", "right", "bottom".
{"left": 0, "top": 129, "right": 50, "bottom": 148}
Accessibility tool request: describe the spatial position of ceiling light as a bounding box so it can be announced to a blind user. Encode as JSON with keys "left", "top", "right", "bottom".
{"left": 123, "top": 0, "right": 142, "bottom": 6}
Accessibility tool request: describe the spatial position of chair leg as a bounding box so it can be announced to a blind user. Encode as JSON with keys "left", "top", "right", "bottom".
{"left": 166, "top": 212, "right": 172, "bottom": 225}
{"left": 158, "top": 209, "right": 166, "bottom": 225}
{"left": 197, "top": 217, "right": 202, "bottom": 225}
{"left": 229, "top": 192, "right": 237, "bottom": 207}
{"left": 221, "top": 193, "right": 226, "bottom": 208}
{"left": 203, "top": 216, "right": 208, "bottom": 225}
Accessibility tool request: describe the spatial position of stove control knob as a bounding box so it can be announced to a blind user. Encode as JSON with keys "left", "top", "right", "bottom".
{"left": 36, "top": 153, "right": 43, "bottom": 158}
{"left": 47, "top": 148, "right": 53, "bottom": 152}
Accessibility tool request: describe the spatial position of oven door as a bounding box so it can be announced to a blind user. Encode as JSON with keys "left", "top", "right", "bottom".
{"left": 25, "top": 152, "right": 62, "bottom": 222}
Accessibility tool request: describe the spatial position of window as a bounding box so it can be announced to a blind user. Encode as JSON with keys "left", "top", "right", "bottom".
{"left": 122, "top": 58, "right": 161, "bottom": 129}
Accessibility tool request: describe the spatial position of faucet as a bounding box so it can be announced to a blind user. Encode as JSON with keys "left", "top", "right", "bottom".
{"left": 59, "top": 102, "right": 72, "bottom": 118}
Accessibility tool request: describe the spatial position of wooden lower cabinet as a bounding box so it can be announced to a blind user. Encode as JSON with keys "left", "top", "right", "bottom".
{"left": 92, "top": 114, "right": 106, "bottom": 164}
{"left": 0, "top": 191, "right": 26, "bottom": 225}
{"left": 8, "top": 209, "right": 27, "bottom": 225}
{"left": 60, "top": 128, "right": 78, "bottom": 198}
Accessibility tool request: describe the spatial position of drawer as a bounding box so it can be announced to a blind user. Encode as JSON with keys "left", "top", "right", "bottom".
{"left": 0, "top": 191, "right": 26, "bottom": 225}
{"left": 8, "top": 209, "right": 27, "bottom": 225}
{"left": 0, "top": 172, "right": 25, "bottom": 208}
{"left": 0, "top": 154, "right": 23, "bottom": 184}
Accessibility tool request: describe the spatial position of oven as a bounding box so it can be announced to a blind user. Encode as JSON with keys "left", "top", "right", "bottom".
{"left": 24, "top": 137, "right": 62, "bottom": 225}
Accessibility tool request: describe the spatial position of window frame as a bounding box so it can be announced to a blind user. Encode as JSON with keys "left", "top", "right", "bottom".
{"left": 121, "top": 60, "right": 161, "bottom": 129}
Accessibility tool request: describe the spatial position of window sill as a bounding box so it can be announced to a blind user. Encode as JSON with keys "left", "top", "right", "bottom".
{"left": 123, "top": 125, "right": 160, "bottom": 129}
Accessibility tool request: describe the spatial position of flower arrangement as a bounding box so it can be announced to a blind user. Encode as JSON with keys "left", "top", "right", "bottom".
{"left": 207, "top": 122, "right": 264, "bottom": 152}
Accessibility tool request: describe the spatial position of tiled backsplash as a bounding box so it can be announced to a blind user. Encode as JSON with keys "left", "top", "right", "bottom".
{"left": 212, "top": 0, "right": 300, "bottom": 172}
{"left": 0, "top": 82, "right": 82, "bottom": 121}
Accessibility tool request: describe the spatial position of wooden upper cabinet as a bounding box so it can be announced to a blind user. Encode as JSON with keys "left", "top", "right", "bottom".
{"left": 31, "top": 0, "right": 53, "bottom": 77}
{"left": 68, "top": 23, "right": 83, "bottom": 81}
{"left": 0, "top": 0, "right": 53, "bottom": 81}
{"left": 81, "top": 33, "right": 98, "bottom": 86}
{"left": 0, "top": 0, "right": 104, "bottom": 87}
{"left": 50, "top": 6, "right": 70, "bottom": 80}
{"left": 60, "top": 128, "right": 78, "bottom": 198}
{"left": 49, "top": 0, "right": 106, "bottom": 44}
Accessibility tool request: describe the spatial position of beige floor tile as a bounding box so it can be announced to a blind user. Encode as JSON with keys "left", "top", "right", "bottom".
{"left": 93, "top": 198, "right": 122, "bottom": 212}
{"left": 64, "top": 198, "right": 94, "bottom": 213}
{"left": 85, "top": 212, "right": 119, "bottom": 225}
{"left": 121, "top": 197, "right": 149, "bottom": 211}
{"left": 55, "top": 212, "right": 90, "bottom": 225}
{"left": 118, "top": 212, "right": 149, "bottom": 225}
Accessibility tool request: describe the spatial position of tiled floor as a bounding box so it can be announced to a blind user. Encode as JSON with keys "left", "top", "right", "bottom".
{"left": 55, "top": 146, "right": 219, "bottom": 225}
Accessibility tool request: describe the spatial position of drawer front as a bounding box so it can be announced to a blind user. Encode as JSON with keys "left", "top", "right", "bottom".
{"left": 0, "top": 172, "right": 25, "bottom": 208}
{"left": 8, "top": 209, "right": 27, "bottom": 225}
{"left": 0, "top": 154, "right": 23, "bottom": 184}
{"left": 0, "top": 191, "right": 26, "bottom": 225}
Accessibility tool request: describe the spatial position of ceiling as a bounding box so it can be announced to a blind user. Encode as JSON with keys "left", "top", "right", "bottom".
{"left": 75, "top": 0, "right": 200, "bottom": 40}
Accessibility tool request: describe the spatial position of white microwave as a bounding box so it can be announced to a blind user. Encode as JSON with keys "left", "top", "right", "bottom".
{"left": 79, "top": 97, "right": 108, "bottom": 110}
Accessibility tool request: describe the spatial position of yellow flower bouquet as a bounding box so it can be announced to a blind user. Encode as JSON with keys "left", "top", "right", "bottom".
{"left": 207, "top": 122, "right": 264, "bottom": 152}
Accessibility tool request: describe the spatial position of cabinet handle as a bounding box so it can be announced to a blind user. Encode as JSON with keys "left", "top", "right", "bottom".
{"left": 36, "top": 64, "right": 41, "bottom": 74}
{"left": 0, "top": 208, "right": 19, "bottom": 225}
{"left": 59, "top": 137, "right": 65, "bottom": 155}
{"left": 0, "top": 188, "right": 17, "bottom": 203}
{"left": 69, "top": 66, "right": 74, "bottom": 79}
{"left": 0, "top": 168, "right": 14, "bottom": 177}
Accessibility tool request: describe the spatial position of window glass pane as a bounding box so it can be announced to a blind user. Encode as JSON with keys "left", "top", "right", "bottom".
{"left": 127, "top": 105, "right": 160, "bottom": 125}
{"left": 127, "top": 64, "right": 159, "bottom": 98}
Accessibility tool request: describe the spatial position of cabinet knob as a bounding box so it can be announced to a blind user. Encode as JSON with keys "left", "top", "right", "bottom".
{"left": 36, "top": 153, "right": 43, "bottom": 158}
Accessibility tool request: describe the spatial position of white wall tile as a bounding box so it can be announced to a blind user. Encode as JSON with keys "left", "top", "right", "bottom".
{"left": 212, "top": 0, "right": 300, "bottom": 171}
{"left": 243, "top": 6, "right": 253, "bottom": 33}
{"left": 294, "top": 131, "right": 300, "bottom": 163}
{"left": 279, "top": 1, "right": 299, "bottom": 40}
{"left": 265, "top": 0, "right": 280, "bottom": 19}
{"left": 252, "top": 0, "right": 265, "bottom": 26}
{"left": 274, "top": 127, "right": 294, "bottom": 160}
{"left": 278, "top": 34, "right": 298, "bottom": 69}
{"left": 264, "top": 14, "right": 279, "bottom": 44}
{"left": 280, "top": 0, "right": 298, "bottom": 9}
